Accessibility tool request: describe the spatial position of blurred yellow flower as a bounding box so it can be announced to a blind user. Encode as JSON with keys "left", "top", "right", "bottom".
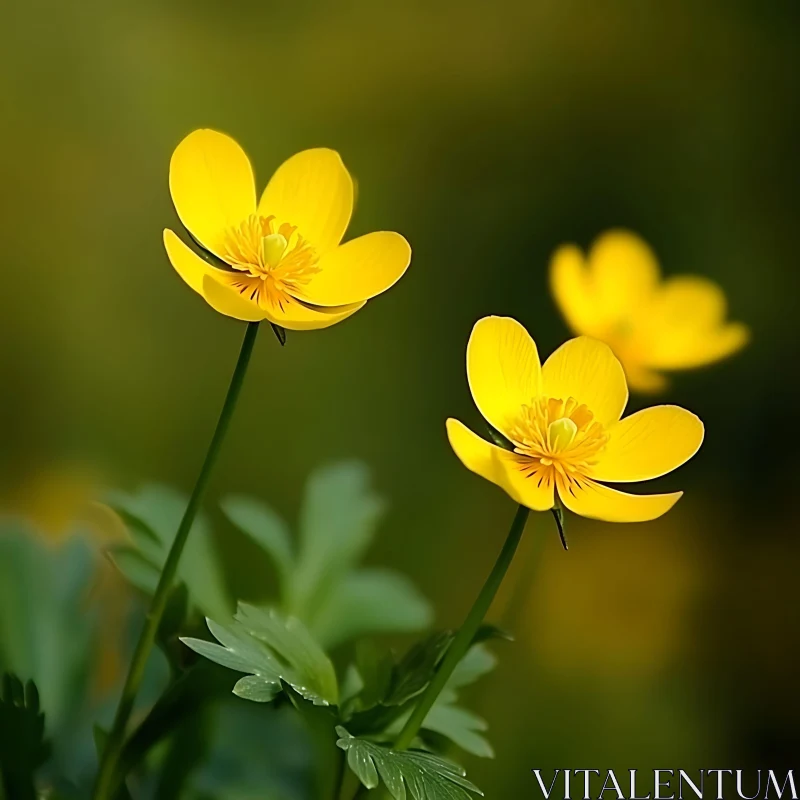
{"left": 447, "top": 317, "right": 704, "bottom": 522}
{"left": 163, "top": 130, "right": 411, "bottom": 330}
{"left": 550, "top": 230, "right": 749, "bottom": 392}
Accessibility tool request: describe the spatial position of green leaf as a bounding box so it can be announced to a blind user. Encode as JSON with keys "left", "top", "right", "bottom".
{"left": 420, "top": 705, "right": 493, "bottom": 759}
{"left": 353, "top": 642, "right": 393, "bottom": 712}
{"left": 181, "top": 604, "right": 338, "bottom": 707}
{"left": 0, "top": 527, "right": 95, "bottom": 734}
{"left": 428, "top": 644, "right": 497, "bottom": 758}
{"left": 384, "top": 631, "right": 454, "bottom": 707}
{"left": 336, "top": 727, "right": 483, "bottom": 799}
{"left": 219, "top": 463, "right": 432, "bottom": 650}
{"left": 289, "top": 461, "right": 385, "bottom": 620}
{"left": 106, "top": 546, "right": 160, "bottom": 595}
{"left": 471, "top": 623, "right": 514, "bottom": 646}
{"left": 0, "top": 674, "right": 50, "bottom": 800}
{"left": 385, "top": 644, "right": 497, "bottom": 759}
{"left": 236, "top": 604, "right": 338, "bottom": 705}
{"left": 444, "top": 644, "right": 497, "bottom": 694}
{"left": 310, "top": 569, "right": 433, "bottom": 650}
{"left": 105, "top": 484, "right": 230, "bottom": 619}
{"left": 221, "top": 495, "right": 294, "bottom": 588}
{"left": 232, "top": 675, "right": 281, "bottom": 703}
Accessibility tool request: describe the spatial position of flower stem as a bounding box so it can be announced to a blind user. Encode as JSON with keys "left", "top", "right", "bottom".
{"left": 394, "top": 503, "right": 530, "bottom": 750}
{"left": 93, "top": 321, "right": 261, "bottom": 800}
{"left": 350, "top": 504, "right": 531, "bottom": 798}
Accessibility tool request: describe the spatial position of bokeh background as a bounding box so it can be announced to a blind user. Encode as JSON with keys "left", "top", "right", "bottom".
{"left": 2, "top": 0, "right": 799, "bottom": 796}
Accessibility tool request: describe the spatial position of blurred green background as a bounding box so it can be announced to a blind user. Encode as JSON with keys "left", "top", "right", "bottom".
{"left": 1, "top": 0, "right": 799, "bottom": 795}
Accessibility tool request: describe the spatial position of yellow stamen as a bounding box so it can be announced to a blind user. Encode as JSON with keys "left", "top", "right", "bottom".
{"left": 548, "top": 418, "right": 578, "bottom": 452}
{"left": 260, "top": 233, "right": 288, "bottom": 269}
{"left": 507, "top": 396, "right": 608, "bottom": 479}
{"left": 219, "top": 214, "right": 321, "bottom": 311}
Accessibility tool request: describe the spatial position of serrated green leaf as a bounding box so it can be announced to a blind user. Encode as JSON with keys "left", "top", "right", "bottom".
{"left": 427, "top": 644, "right": 497, "bottom": 758}
{"left": 384, "top": 631, "right": 454, "bottom": 707}
{"left": 232, "top": 675, "right": 281, "bottom": 703}
{"left": 0, "top": 674, "right": 51, "bottom": 799}
{"left": 182, "top": 604, "right": 338, "bottom": 707}
{"left": 290, "top": 461, "right": 385, "bottom": 621}
{"left": 381, "top": 645, "right": 497, "bottom": 759}
{"left": 445, "top": 644, "right": 497, "bottom": 692}
{"left": 220, "top": 464, "right": 431, "bottom": 650}
{"left": 221, "top": 495, "right": 294, "bottom": 587}
{"left": 336, "top": 727, "right": 483, "bottom": 799}
{"left": 417, "top": 705, "right": 494, "bottom": 759}
{"left": 105, "top": 484, "right": 230, "bottom": 619}
{"left": 236, "top": 604, "right": 338, "bottom": 706}
{"left": 310, "top": 569, "right": 433, "bottom": 650}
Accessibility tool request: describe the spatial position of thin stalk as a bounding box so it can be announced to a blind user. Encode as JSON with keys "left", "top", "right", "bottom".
{"left": 93, "top": 321, "right": 261, "bottom": 800}
{"left": 393, "top": 504, "right": 529, "bottom": 750}
{"left": 333, "top": 746, "right": 347, "bottom": 800}
{"left": 351, "top": 504, "right": 531, "bottom": 799}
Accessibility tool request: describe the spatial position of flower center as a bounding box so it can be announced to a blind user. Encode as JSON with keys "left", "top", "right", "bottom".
{"left": 507, "top": 396, "right": 608, "bottom": 476}
{"left": 548, "top": 417, "right": 578, "bottom": 451}
{"left": 220, "top": 215, "right": 321, "bottom": 305}
{"left": 260, "top": 233, "right": 288, "bottom": 269}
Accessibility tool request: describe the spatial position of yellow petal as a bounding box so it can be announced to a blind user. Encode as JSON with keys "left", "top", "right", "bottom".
{"left": 163, "top": 228, "right": 227, "bottom": 295}
{"left": 541, "top": 337, "right": 628, "bottom": 425}
{"left": 655, "top": 276, "right": 728, "bottom": 326}
{"left": 635, "top": 276, "right": 749, "bottom": 369}
{"left": 446, "top": 419, "right": 554, "bottom": 511}
{"left": 299, "top": 232, "right": 411, "bottom": 307}
{"left": 557, "top": 474, "right": 682, "bottom": 523}
{"left": 591, "top": 406, "right": 704, "bottom": 483}
{"left": 169, "top": 130, "right": 256, "bottom": 257}
{"left": 203, "top": 274, "right": 363, "bottom": 330}
{"left": 588, "top": 230, "right": 660, "bottom": 317}
{"left": 622, "top": 362, "right": 669, "bottom": 394}
{"left": 201, "top": 275, "right": 266, "bottom": 322}
{"left": 266, "top": 296, "right": 365, "bottom": 331}
{"left": 466, "top": 317, "right": 542, "bottom": 439}
{"left": 258, "top": 148, "right": 353, "bottom": 256}
{"left": 549, "top": 244, "right": 602, "bottom": 335}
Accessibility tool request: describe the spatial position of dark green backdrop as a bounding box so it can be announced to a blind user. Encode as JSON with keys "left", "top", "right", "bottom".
{"left": 2, "top": 0, "right": 798, "bottom": 794}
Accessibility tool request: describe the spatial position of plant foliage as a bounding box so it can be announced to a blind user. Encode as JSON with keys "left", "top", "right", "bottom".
{"left": 222, "top": 461, "right": 432, "bottom": 648}
{"left": 0, "top": 675, "right": 50, "bottom": 800}
{"left": 182, "top": 604, "right": 339, "bottom": 707}
{"left": 336, "top": 727, "right": 483, "bottom": 799}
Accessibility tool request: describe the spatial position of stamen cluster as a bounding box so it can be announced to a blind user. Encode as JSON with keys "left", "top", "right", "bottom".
{"left": 507, "top": 396, "right": 608, "bottom": 476}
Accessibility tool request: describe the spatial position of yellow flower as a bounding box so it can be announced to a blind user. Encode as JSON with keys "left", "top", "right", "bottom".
{"left": 550, "top": 230, "right": 749, "bottom": 392}
{"left": 163, "top": 130, "right": 411, "bottom": 330}
{"left": 447, "top": 317, "right": 704, "bottom": 523}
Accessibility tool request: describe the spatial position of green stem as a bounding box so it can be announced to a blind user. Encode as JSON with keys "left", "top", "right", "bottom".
{"left": 350, "top": 504, "right": 531, "bottom": 799}
{"left": 395, "top": 503, "right": 530, "bottom": 750}
{"left": 333, "top": 745, "right": 346, "bottom": 800}
{"left": 93, "top": 321, "right": 261, "bottom": 800}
